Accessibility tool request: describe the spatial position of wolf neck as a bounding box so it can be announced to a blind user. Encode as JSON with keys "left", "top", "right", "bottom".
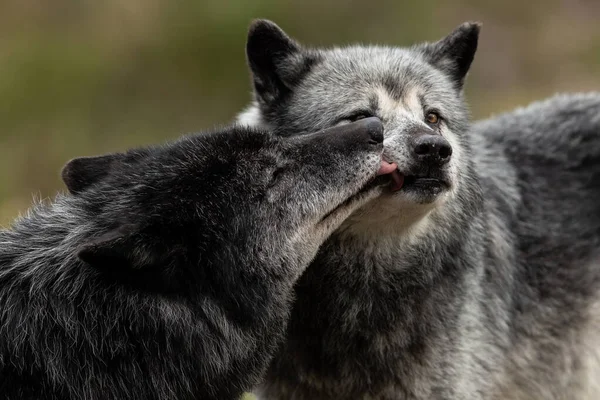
{"left": 301, "top": 184, "right": 487, "bottom": 349}
{"left": 337, "top": 198, "right": 479, "bottom": 269}
{"left": 324, "top": 156, "right": 485, "bottom": 290}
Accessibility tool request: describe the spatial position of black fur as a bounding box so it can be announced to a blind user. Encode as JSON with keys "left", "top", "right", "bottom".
{"left": 61, "top": 153, "right": 128, "bottom": 195}
{"left": 0, "top": 119, "right": 388, "bottom": 399}
{"left": 418, "top": 22, "right": 481, "bottom": 89}
{"left": 246, "top": 20, "right": 321, "bottom": 116}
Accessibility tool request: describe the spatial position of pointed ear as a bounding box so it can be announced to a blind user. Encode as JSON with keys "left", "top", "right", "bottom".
{"left": 246, "top": 19, "right": 319, "bottom": 105}
{"left": 78, "top": 224, "right": 157, "bottom": 269}
{"left": 62, "top": 153, "right": 125, "bottom": 194}
{"left": 420, "top": 22, "right": 481, "bottom": 90}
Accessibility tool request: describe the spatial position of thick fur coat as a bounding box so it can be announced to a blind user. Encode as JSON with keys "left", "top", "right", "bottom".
{"left": 0, "top": 119, "right": 390, "bottom": 399}
{"left": 239, "top": 20, "right": 600, "bottom": 400}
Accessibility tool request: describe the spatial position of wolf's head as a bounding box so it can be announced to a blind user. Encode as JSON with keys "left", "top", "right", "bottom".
{"left": 239, "top": 20, "right": 480, "bottom": 232}
{"left": 61, "top": 120, "right": 390, "bottom": 289}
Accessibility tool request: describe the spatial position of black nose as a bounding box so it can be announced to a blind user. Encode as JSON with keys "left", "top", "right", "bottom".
{"left": 317, "top": 117, "right": 383, "bottom": 149}
{"left": 334, "top": 117, "right": 383, "bottom": 145}
{"left": 412, "top": 134, "right": 452, "bottom": 165}
{"left": 356, "top": 117, "right": 384, "bottom": 145}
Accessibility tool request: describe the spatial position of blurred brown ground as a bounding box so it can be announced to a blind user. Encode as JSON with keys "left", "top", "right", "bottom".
{"left": 0, "top": 0, "right": 599, "bottom": 224}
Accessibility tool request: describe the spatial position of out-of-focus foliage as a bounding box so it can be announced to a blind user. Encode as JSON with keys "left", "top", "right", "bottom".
{"left": 1, "top": 0, "right": 599, "bottom": 223}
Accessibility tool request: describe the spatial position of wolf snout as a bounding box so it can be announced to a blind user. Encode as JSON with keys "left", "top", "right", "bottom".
{"left": 356, "top": 117, "right": 384, "bottom": 145}
{"left": 320, "top": 117, "right": 384, "bottom": 149}
{"left": 412, "top": 134, "right": 452, "bottom": 166}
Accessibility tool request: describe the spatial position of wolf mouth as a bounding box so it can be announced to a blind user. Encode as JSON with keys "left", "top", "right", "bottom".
{"left": 402, "top": 175, "right": 450, "bottom": 189}
{"left": 385, "top": 169, "right": 450, "bottom": 193}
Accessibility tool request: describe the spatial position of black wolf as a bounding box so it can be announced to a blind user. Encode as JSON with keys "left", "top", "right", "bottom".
{"left": 0, "top": 119, "right": 394, "bottom": 399}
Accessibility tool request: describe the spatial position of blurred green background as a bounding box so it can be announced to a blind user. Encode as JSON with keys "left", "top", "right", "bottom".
{"left": 1, "top": 0, "right": 599, "bottom": 224}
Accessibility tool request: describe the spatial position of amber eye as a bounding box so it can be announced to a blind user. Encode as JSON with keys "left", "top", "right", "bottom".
{"left": 425, "top": 112, "right": 440, "bottom": 125}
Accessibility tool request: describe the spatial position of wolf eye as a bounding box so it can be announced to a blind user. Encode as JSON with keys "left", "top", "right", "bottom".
{"left": 425, "top": 112, "right": 440, "bottom": 125}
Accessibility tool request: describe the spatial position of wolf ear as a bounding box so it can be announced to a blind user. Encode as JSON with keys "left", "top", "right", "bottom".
{"left": 246, "top": 19, "right": 319, "bottom": 105}
{"left": 77, "top": 224, "right": 159, "bottom": 270}
{"left": 62, "top": 153, "right": 125, "bottom": 195}
{"left": 420, "top": 22, "right": 481, "bottom": 90}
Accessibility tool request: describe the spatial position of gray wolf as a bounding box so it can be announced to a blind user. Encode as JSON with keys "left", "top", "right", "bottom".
{"left": 239, "top": 19, "right": 600, "bottom": 399}
{"left": 0, "top": 118, "right": 394, "bottom": 399}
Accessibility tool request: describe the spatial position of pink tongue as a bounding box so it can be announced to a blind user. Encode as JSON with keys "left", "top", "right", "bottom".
{"left": 390, "top": 170, "right": 404, "bottom": 191}
{"left": 376, "top": 160, "right": 404, "bottom": 191}
{"left": 377, "top": 161, "right": 398, "bottom": 176}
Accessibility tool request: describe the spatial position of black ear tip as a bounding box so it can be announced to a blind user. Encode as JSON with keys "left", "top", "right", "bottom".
{"left": 61, "top": 158, "right": 74, "bottom": 180}
{"left": 248, "top": 19, "right": 284, "bottom": 39}
{"left": 61, "top": 158, "right": 86, "bottom": 194}
{"left": 249, "top": 18, "right": 277, "bottom": 30}
{"left": 246, "top": 19, "right": 299, "bottom": 66}
{"left": 61, "top": 157, "right": 79, "bottom": 176}
{"left": 458, "top": 21, "right": 482, "bottom": 38}
{"left": 61, "top": 153, "right": 125, "bottom": 195}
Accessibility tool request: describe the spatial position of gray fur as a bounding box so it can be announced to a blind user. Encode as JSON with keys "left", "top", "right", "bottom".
{"left": 239, "top": 20, "right": 600, "bottom": 400}
{"left": 0, "top": 120, "right": 389, "bottom": 399}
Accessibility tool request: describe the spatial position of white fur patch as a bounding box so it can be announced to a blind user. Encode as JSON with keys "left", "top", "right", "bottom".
{"left": 374, "top": 86, "right": 423, "bottom": 123}
{"left": 236, "top": 103, "right": 266, "bottom": 128}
